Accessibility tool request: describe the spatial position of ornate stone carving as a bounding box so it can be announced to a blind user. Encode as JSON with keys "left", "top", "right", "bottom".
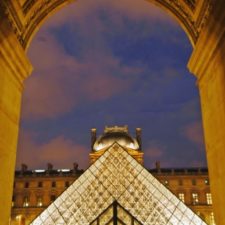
{"left": 195, "top": 0, "right": 214, "bottom": 34}
{"left": 22, "top": 0, "right": 36, "bottom": 14}
{"left": 184, "top": 0, "right": 196, "bottom": 11}
{"left": 22, "top": 0, "right": 63, "bottom": 48}
{"left": 0, "top": 0, "right": 25, "bottom": 45}
{"left": 0, "top": 0, "right": 213, "bottom": 48}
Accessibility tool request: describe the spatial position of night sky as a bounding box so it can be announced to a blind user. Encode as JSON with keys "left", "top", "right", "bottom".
{"left": 16, "top": 0, "right": 207, "bottom": 170}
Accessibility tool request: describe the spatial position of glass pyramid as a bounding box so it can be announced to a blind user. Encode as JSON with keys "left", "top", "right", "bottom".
{"left": 30, "top": 143, "right": 207, "bottom": 225}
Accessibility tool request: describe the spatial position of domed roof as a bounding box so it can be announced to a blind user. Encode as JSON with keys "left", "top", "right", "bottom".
{"left": 93, "top": 126, "right": 139, "bottom": 151}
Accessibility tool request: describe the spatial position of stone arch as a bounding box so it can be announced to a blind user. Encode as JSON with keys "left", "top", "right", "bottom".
{"left": 1, "top": 1, "right": 225, "bottom": 225}
{"left": 0, "top": 0, "right": 212, "bottom": 51}
{"left": 19, "top": 0, "right": 211, "bottom": 50}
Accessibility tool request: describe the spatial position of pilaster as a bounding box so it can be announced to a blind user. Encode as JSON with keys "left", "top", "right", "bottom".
{"left": 0, "top": 16, "right": 32, "bottom": 225}
{"left": 188, "top": 1, "right": 225, "bottom": 224}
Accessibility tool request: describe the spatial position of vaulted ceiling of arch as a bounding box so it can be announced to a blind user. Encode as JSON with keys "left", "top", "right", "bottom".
{"left": 0, "top": 0, "right": 212, "bottom": 49}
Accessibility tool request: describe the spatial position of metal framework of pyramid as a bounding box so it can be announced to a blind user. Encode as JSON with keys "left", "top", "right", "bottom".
{"left": 90, "top": 201, "right": 143, "bottom": 225}
{"left": 31, "top": 143, "right": 207, "bottom": 225}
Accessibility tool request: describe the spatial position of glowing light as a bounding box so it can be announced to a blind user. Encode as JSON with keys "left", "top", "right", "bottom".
{"left": 95, "top": 143, "right": 104, "bottom": 151}
{"left": 16, "top": 215, "right": 22, "bottom": 220}
{"left": 129, "top": 143, "right": 134, "bottom": 148}
{"left": 34, "top": 169, "right": 45, "bottom": 173}
{"left": 37, "top": 202, "right": 43, "bottom": 207}
{"left": 57, "top": 169, "right": 70, "bottom": 172}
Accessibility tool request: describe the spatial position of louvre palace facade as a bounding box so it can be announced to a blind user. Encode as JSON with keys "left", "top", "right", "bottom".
{"left": 11, "top": 127, "right": 215, "bottom": 225}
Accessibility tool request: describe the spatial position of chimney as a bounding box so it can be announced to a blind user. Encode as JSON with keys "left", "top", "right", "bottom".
{"left": 21, "top": 164, "right": 28, "bottom": 173}
{"left": 136, "top": 128, "right": 142, "bottom": 150}
{"left": 47, "top": 163, "right": 53, "bottom": 171}
{"left": 73, "top": 162, "right": 78, "bottom": 173}
{"left": 91, "top": 128, "right": 97, "bottom": 150}
{"left": 155, "top": 161, "right": 161, "bottom": 172}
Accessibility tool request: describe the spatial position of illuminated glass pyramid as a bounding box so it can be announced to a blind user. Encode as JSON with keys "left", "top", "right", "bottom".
{"left": 31, "top": 143, "right": 207, "bottom": 225}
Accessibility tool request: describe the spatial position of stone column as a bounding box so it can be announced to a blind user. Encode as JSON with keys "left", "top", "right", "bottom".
{"left": 188, "top": 1, "right": 225, "bottom": 224}
{"left": 0, "top": 17, "right": 32, "bottom": 225}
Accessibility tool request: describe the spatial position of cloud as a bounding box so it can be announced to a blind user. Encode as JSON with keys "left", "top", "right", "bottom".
{"left": 145, "top": 140, "right": 164, "bottom": 159}
{"left": 23, "top": 31, "right": 79, "bottom": 119}
{"left": 16, "top": 130, "right": 89, "bottom": 169}
{"left": 190, "top": 160, "right": 206, "bottom": 167}
{"left": 144, "top": 141, "right": 177, "bottom": 168}
{"left": 44, "top": 0, "right": 176, "bottom": 30}
{"left": 182, "top": 121, "right": 205, "bottom": 150}
{"left": 23, "top": 28, "right": 141, "bottom": 120}
{"left": 23, "top": 0, "right": 188, "bottom": 121}
{"left": 41, "top": 0, "right": 181, "bottom": 48}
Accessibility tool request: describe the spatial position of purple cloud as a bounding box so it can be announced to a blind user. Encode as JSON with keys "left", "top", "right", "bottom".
{"left": 182, "top": 121, "right": 205, "bottom": 150}
{"left": 17, "top": 130, "right": 89, "bottom": 169}
{"left": 23, "top": 29, "right": 142, "bottom": 120}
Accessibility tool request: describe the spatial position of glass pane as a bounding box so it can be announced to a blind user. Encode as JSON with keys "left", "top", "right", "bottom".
{"left": 99, "top": 205, "right": 113, "bottom": 225}
{"left": 30, "top": 144, "right": 207, "bottom": 225}
{"left": 118, "top": 205, "right": 132, "bottom": 224}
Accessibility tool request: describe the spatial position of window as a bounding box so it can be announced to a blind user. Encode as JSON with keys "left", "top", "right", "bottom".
{"left": 16, "top": 215, "right": 25, "bottom": 225}
{"left": 210, "top": 212, "right": 216, "bottom": 225}
{"left": 178, "top": 193, "right": 185, "bottom": 203}
{"left": 38, "top": 182, "right": 43, "bottom": 188}
{"left": 37, "top": 197, "right": 43, "bottom": 207}
{"left": 65, "top": 181, "right": 70, "bottom": 188}
{"left": 51, "top": 195, "right": 56, "bottom": 202}
{"left": 24, "top": 182, "right": 29, "bottom": 188}
{"left": 178, "top": 179, "right": 183, "bottom": 186}
{"left": 192, "top": 193, "right": 199, "bottom": 205}
{"left": 192, "top": 179, "right": 196, "bottom": 186}
{"left": 52, "top": 181, "right": 56, "bottom": 188}
{"left": 206, "top": 193, "right": 212, "bottom": 205}
{"left": 23, "top": 196, "right": 29, "bottom": 207}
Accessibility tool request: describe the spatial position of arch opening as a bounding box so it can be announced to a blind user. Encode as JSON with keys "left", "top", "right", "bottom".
{"left": 1, "top": 0, "right": 225, "bottom": 225}
{"left": 19, "top": 0, "right": 205, "bottom": 171}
